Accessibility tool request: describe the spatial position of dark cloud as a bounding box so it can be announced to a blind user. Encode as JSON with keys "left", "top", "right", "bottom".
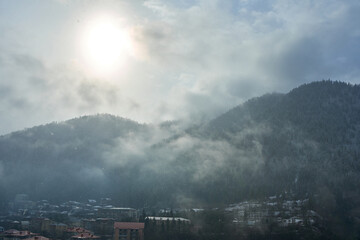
{"left": 226, "top": 79, "right": 265, "bottom": 100}
{"left": 9, "top": 97, "right": 31, "bottom": 110}
{"left": 77, "top": 82, "right": 104, "bottom": 108}
{"left": 12, "top": 54, "right": 45, "bottom": 72}
{"left": 28, "top": 77, "right": 49, "bottom": 89}
{"left": 0, "top": 85, "right": 12, "bottom": 99}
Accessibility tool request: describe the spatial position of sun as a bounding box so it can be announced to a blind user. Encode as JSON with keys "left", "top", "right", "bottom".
{"left": 81, "top": 16, "right": 132, "bottom": 76}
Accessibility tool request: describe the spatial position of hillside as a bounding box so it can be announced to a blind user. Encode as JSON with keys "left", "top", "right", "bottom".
{"left": 0, "top": 81, "right": 360, "bottom": 222}
{"left": 204, "top": 81, "right": 360, "bottom": 198}
{"left": 0, "top": 114, "right": 148, "bottom": 203}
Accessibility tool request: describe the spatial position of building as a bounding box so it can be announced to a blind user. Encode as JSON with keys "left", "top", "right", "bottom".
{"left": 145, "top": 217, "right": 190, "bottom": 224}
{"left": 1, "top": 230, "right": 36, "bottom": 240}
{"left": 97, "top": 209, "right": 137, "bottom": 221}
{"left": 23, "top": 236, "right": 49, "bottom": 240}
{"left": 29, "top": 218, "right": 52, "bottom": 235}
{"left": 65, "top": 227, "right": 91, "bottom": 239}
{"left": 71, "top": 233, "right": 100, "bottom": 240}
{"left": 82, "top": 218, "right": 114, "bottom": 240}
{"left": 113, "top": 222, "right": 144, "bottom": 240}
{"left": 144, "top": 217, "right": 191, "bottom": 233}
{"left": 49, "top": 223, "right": 67, "bottom": 238}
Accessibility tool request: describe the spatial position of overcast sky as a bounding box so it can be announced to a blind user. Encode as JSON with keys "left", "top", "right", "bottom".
{"left": 0, "top": 0, "right": 359, "bottom": 135}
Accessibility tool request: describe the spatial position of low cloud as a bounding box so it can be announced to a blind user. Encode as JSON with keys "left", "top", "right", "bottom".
{"left": 0, "top": 162, "right": 4, "bottom": 179}
{"left": 98, "top": 118, "right": 269, "bottom": 206}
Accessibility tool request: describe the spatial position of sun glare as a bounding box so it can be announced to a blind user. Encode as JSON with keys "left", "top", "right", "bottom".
{"left": 81, "top": 16, "right": 132, "bottom": 76}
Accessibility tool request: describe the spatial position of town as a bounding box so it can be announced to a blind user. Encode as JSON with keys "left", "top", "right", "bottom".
{"left": 0, "top": 193, "right": 323, "bottom": 240}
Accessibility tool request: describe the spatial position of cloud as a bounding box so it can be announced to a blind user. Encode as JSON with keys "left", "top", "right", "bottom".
{"left": 0, "top": 162, "right": 3, "bottom": 179}
{"left": 79, "top": 167, "right": 105, "bottom": 180}
{"left": 0, "top": 0, "right": 360, "bottom": 134}
{"left": 0, "top": 85, "right": 13, "bottom": 99}
{"left": 12, "top": 54, "right": 45, "bottom": 72}
{"left": 95, "top": 115, "right": 270, "bottom": 206}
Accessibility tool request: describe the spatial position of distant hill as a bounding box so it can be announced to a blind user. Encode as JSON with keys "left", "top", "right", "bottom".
{"left": 1, "top": 81, "right": 360, "bottom": 228}
{"left": 0, "top": 114, "right": 148, "bottom": 203}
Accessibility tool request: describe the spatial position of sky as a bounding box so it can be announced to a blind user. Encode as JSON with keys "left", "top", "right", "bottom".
{"left": 0, "top": 0, "right": 359, "bottom": 135}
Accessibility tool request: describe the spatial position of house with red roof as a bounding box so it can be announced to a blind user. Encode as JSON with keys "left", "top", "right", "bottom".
{"left": 71, "top": 233, "right": 100, "bottom": 240}
{"left": 1, "top": 230, "right": 36, "bottom": 240}
{"left": 65, "top": 227, "right": 91, "bottom": 239}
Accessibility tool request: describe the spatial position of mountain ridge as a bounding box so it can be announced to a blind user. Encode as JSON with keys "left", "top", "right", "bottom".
{"left": 0, "top": 81, "right": 359, "bottom": 216}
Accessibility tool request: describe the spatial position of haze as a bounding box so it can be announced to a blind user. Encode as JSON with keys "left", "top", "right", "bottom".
{"left": 0, "top": 0, "right": 359, "bottom": 134}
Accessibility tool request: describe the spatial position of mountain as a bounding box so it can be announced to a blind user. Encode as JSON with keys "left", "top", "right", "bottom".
{"left": 1, "top": 81, "right": 360, "bottom": 220}
{"left": 203, "top": 81, "right": 360, "bottom": 199}
{"left": 0, "top": 114, "right": 148, "bottom": 203}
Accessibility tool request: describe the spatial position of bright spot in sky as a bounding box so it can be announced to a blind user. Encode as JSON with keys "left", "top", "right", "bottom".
{"left": 81, "top": 16, "right": 132, "bottom": 76}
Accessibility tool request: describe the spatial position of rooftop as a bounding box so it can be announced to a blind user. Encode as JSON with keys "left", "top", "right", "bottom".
{"left": 145, "top": 217, "right": 190, "bottom": 222}
{"left": 3, "top": 230, "right": 36, "bottom": 237}
{"left": 66, "top": 227, "right": 91, "bottom": 233}
{"left": 24, "top": 236, "right": 50, "bottom": 240}
{"left": 114, "top": 222, "right": 144, "bottom": 230}
{"left": 71, "top": 233, "right": 100, "bottom": 239}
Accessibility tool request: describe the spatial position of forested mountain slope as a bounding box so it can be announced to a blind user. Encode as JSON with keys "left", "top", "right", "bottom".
{"left": 0, "top": 81, "right": 359, "bottom": 217}
{"left": 0, "top": 114, "right": 148, "bottom": 202}
{"left": 204, "top": 81, "right": 360, "bottom": 199}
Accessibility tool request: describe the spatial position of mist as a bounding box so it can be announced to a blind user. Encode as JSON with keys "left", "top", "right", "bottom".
{"left": 1, "top": 0, "right": 360, "bottom": 134}
{"left": 1, "top": 0, "right": 360, "bottom": 239}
